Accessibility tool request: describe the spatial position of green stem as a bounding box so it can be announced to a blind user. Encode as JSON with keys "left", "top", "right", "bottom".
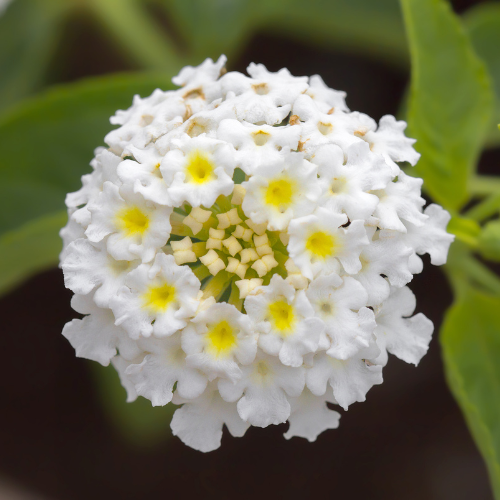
{"left": 465, "top": 192, "right": 500, "bottom": 222}
{"left": 87, "top": 0, "right": 181, "bottom": 72}
{"left": 448, "top": 251, "right": 500, "bottom": 296}
{"left": 469, "top": 175, "right": 500, "bottom": 197}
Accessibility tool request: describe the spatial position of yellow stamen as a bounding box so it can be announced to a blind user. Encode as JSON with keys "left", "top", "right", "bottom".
{"left": 206, "top": 320, "right": 237, "bottom": 356}
{"left": 264, "top": 177, "right": 296, "bottom": 210}
{"left": 185, "top": 150, "right": 215, "bottom": 184}
{"left": 142, "top": 283, "right": 176, "bottom": 312}
{"left": 305, "top": 231, "right": 336, "bottom": 259}
{"left": 268, "top": 299, "right": 296, "bottom": 334}
{"left": 116, "top": 207, "right": 149, "bottom": 236}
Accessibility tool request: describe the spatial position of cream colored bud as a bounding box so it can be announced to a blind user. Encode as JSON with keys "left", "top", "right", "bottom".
{"left": 246, "top": 219, "right": 267, "bottom": 235}
{"left": 206, "top": 227, "right": 225, "bottom": 250}
{"left": 251, "top": 259, "right": 268, "bottom": 277}
{"left": 285, "top": 258, "right": 308, "bottom": 289}
{"left": 217, "top": 208, "right": 241, "bottom": 229}
{"left": 222, "top": 235, "right": 243, "bottom": 257}
{"left": 226, "top": 257, "right": 248, "bottom": 279}
{"left": 261, "top": 254, "right": 278, "bottom": 271}
{"left": 240, "top": 248, "right": 259, "bottom": 264}
{"left": 227, "top": 208, "right": 242, "bottom": 225}
{"left": 279, "top": 232, "right": 290, "bottom": 245}
{"left": 183, "top": 215, "right": 202, "bottom": 235}
{"left": 285, "top": 258, "right": 301, "bottom": 274}
{"left": 190, "top": 207, "right": 211, "bottom": 223}
{"left": 286, "top": 274, "right": 309, "bottom": 290}
{"left": 182, "top": 207, "right": 212, "bottom": 235}
{"left": 254, "top": 233, "right": 273, "bottom": 256}
{"left": 231, "top": 185, "right": 246, "bottom": 205}
{"left": 173, "top": 251, "right": 196, "bottom": 265}
{"left": 236, "top": 278, "right": 263, "bottom": 299}
{"left": 170, "top": 236, "right": 193, "bottom": 252}
{"left": 233, "top": 225, "right": 253, "bottom": 241}
{"left": 200, "top": 250, "right": 226, "bottom": 276}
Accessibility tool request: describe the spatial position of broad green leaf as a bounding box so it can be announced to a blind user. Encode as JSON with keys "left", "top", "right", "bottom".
{"left": 464, "top": 3, "right": 500, "bottom": 148}
{"left": 0, "top": 72, "right": 175, "bottom": 236}
{"left": 0, "top": 210, "right": 67, "bottom": 296}
{"left": 0, "top": 0, "right": 68, "bottom": 114}
{"left": 87, "top": 0, "right": 182, "bottom": 73}
{"left": 401, "top": 0, "right": 493, "bottom": 210}
{"left": 441, "top": 287, "right": 500, "bottom": 498}
{"left": 90, "top": 362, "right": 175, "bottom": 447}
{"left": 479, "top": 220, "right": 500, "bottom": 263}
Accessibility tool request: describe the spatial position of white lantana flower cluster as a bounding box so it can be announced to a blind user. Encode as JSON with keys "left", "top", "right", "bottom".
{"left": 60, "top": 56, "right": 454, "bottom": 452}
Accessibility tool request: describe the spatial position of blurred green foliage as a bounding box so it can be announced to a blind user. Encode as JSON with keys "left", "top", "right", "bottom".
{"left": 441, "top": 288, "right": 500, "bottom": 499}
{"left": 402, "top": 0, "right": 493, "bottom": 210}
{"left": 0, "top": 0, "right": 499, "bottom": 492}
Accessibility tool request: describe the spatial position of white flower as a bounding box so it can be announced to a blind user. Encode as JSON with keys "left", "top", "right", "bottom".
{"left": 244, "top": 275, "right": 324, "bottom": 367}
{"left": 160, "top": 134, "right": 236, "bottom": 207}
{"left": 117, "top": 144, "right": 172, "bottom": 206}
{"left": 313, "top": 142, "right": 392, "bottom": 221}
{"left": 360, "top": 115, "right": 421, "bottom": 175}
{"left": 171, "top": 382, "right": 249, "bottom": 453}
{"left": 354, "top": 226, "right": 414, "bottom": 307}
{"left": 61, "top": 239, "right": 140, "bottom": 308}
{"left": 218, "top": 350, "right": 305, "bottom": 427}
{"left": 85, "top": 182, "right": 172, "bottom": 263}
{"left": 220, "top": 64, "right": 308, "bottom": 125}
{"left": 62, "top": 294, "right": 140, "bottom": 366}
{"left": 292, "top": 94, "right": 376, "bottom": 155}
{"left": 182, "top": 302, "right": 257, "bottom": 382}
{"left": 110, "top": 253, "right": 200, "bottom": 338}
{"left": 284, "top": 388, "right": 340, "bottom": 442}
{"left": 306, "top": 274, "right": 376, "bottom": 360}
{"left": 61, "top": 56, "right": 452, "bottom": 452}
{"left": 381, "top": 203, "right": 454, "bottom": 273}
{"left": 306, "top": 74, "right": 349, "bottom": 114}
{"left": 374, "top": 286, "right": 434, "bottom": 366}
{"left": 242, "top": 152, "right": 321, "bottom": 231}
{"left": 105, "top": 89, "right": 185, "bottom": 155}
{"left": 125, "top": 333, "right": 207, "bottom": 406}
{"left": 373, "top": 171, "right": 428, "bottom": 232}
{"left": 306, "top": 342, "right": 383, "bottom": 410}
{"left": 287, "top": 208, "right": 369, "bottom": 279}
{"left": 217, "top": 119, "right": 301, "bottom": 175}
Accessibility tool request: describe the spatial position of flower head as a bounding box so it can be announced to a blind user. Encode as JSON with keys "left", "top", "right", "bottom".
{"left": 60, "top": 56, "right": 453, "bottom": 452}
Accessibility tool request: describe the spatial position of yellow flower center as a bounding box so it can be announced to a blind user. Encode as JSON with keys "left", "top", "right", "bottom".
{"left": 306, "top": 231, "right": 336, "bottom": 259}
{"left": 185, "top": 150, "right": 216, "bottom": 184}
{"left": 268, "top": 299, "right": 295, "bottom": 334}
{"left": 116, "top": 206, "right": 149, "bottom": 236}
{"left": 206, "top": 320, "right": 237, "bottom": 356}
{"left": 142, "top": 283, "right": 177, "bottom": 312}
{"left": 264, "top": 177, "right": 296, "bottom": 210}
{"left": 252, "top": 131, "right": 270, "bottom": 146}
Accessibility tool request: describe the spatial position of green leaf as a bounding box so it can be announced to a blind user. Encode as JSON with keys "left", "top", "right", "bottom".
{"left": 0, "top": 210, "right": 67, "bottom": 297}
{"left": 0, "top": 72, "right": 175, "bottom": 236}
{"left": 0, "top": 0, "right": 68, "bottom": 114}
{"left": 90, "top": 362, "right": 175, "bottom": 448}
{"left": 464, "top": 3, "right": 500, "bottom": 148}
{"left": 87, "top": 0, "right": 182, "bottom": 72}
{"left": 401, "top": 0, "right": 493, "bottom": 210}
{"left": 479, "top": 220, "right": 500, "bottom": 263}
{"left": 441, "top": 287, "right": 500, "bottom": 498}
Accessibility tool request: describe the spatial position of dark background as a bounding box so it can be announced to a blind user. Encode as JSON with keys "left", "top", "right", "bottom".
{"left": 0, "top": 1, "right": 498, "bottom": 498}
